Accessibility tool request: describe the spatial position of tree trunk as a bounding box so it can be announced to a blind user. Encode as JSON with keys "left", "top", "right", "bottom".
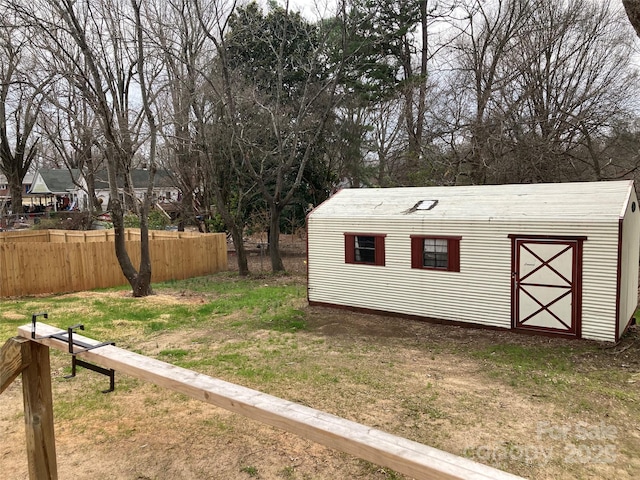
{"left": 84, "top": 168, "right": 101, "bottom": 212}
{"left": 228, "top": 224, "right": 249, "bottom": 276}
{"left": 8, "top": 171, "right": 24, "bottom": 214}
{"left": 110, "top": 193, "right": 151, "bottom": 296}
{"left": 134, "top": 204, "right": 153, "bottom": 297}
{"left": 178, "top": 191, "right": 192, "bottom": 232}
{"left": 468, "top": 122, "right": 490, "bottom": 185}
{"left": 269, "top": 205, "right": 285, "bottom": 273}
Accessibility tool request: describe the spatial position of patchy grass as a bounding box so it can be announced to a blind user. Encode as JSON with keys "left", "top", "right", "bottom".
{"left": 472, "top": 343, "right": 575, "bottom": 389}
{"left": 240, "top": 465, "right": 259, "bottom": 477}
{"left": 471, "top": 341, "right": 640, "bottom": 420}
{"left": 0, "top": 276, "right": 305, "bottom": 342}
{"left": 0, "top": 269, "right": 639, "bottom": 480}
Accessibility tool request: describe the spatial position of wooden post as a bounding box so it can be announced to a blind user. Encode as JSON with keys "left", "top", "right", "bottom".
{"left": 21, "top": 341, "right": 58, "bottom": 480}
{"left": 0, "top": 337, "right": 31, "bottom": 394}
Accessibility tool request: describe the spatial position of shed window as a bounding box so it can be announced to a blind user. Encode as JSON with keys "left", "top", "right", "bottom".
{"left": 411, "top": 236, "right": 461, "bottom": 272}
{"left": 345, "top": 233, "right": 386, "bottom": 266}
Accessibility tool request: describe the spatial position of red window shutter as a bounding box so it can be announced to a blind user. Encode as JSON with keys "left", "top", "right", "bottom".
{"left": 344, "top": 234, "right": 355, "bottom": 263}
{"left": 410, "top": 237, "right": 423, "bottom": 269}
{"left": 375, "top": 235, "right": 386, "bottom": 266}
{"left": 448, "top": 238, "right": 460, "bottom": 272}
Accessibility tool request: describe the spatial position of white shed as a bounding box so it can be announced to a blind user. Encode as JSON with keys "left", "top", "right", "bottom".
{"left": 307, "top": 181, "right": 640, "bottom": 342}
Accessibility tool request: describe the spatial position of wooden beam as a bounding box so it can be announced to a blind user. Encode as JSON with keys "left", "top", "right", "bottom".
{"left": 0, "top": 336, "right": 31, "bottom": 394}
{"left": 21, "top": 340, "right": 58, "bottom": 480}
{"left": 19, "top": 323, "right": 524, "bottom": 480}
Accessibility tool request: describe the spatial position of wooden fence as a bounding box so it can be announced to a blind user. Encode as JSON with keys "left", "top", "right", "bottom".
{"left": 0, "top": 229, "right": 227, "bottom": 297}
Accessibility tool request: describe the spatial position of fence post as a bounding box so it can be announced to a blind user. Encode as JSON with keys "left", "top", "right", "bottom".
{"left": 21, "top": 341, "right": 58, "bottom": 480}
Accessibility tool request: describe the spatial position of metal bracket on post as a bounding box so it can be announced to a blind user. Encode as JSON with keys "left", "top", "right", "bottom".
{"left": 64, "top": 324, "right": 116, "bottom": 393}
{"left": 31, "top": 315, "right": 116, "bottom": 393}
{"left": 31, "top": 312, "right": 48, "bottom": 339}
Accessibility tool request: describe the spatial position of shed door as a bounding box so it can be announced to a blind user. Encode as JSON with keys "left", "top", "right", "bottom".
{"left": 512, "top": 238, "right": 582, "bottom": 337}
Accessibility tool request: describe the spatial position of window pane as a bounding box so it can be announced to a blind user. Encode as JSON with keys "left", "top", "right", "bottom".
{"left": 355, "top": 236, "right": 375, "bottom": 249}
{"left": 434, "top": 239, "right": 447, "bottom": 252}
{"left": 355, "top": 235, "right": 376, "bottom": 263}
{"left": 423, "top": 238, "right": 448, "bottom": 268}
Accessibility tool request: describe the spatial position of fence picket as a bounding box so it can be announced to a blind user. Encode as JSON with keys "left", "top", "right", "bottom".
{"left": 0, "top": 229, "right": 227, "bottom": 296}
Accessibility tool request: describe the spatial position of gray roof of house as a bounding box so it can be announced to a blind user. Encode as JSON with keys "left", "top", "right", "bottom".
{"left": 30, "top": 169, "right": 81, "bottom": 194}
{"left": 0, "top": 173, "right": 33, "bottom": 184}
{"left": 93, "top": 169, "right": 177, "bottom": 190}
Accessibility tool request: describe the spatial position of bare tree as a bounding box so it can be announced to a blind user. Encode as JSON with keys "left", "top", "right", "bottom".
{"left": 0, "top": 16, "right": 48, "bottom": 214}
{"left": 192, "top": 0, "right": 347, "bottom": 272}
{"left": 226, "top": 2, "right": 347, "bottom": 272}
{"left": 163, "top": 0, "right": 257, "bottom": 275}
{"left": 131, "top": 0, "right": 161, "bottom": 295}
{"left": 13, "top": 0, "right": 159, "bottom": 296}
{"left": 39, "top": 85, "right": 104, "bottom": 213}
{"left": 448, "top": 0, "right": 535, "bottom": 184}
{"left": 504, "top": 0, "right": 638, "bottom": 182}
{"left": 193, "top": 72, "right": 259, "bottom": 276}
{"left": 447, "top": 0, "right": 639, "bottom": 184}
{"left": 397, "top": 1, "right": 455, "bottom": 182}
{"left": 147, "top": 0, "right": 258, "bottom": 281}
{"left": 368, "top": 99, "right": 405, "bottom": 187}
{"left": 149, "top": 0, "right": 206, "bottom": 234}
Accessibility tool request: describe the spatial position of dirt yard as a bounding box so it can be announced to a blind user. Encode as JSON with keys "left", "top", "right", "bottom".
{"left": 1, "top": 235, "right": 639, "bottom": 479}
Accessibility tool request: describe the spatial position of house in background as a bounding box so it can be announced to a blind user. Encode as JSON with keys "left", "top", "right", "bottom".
{"left": 307, "top": 181, "right": 640, "bottom": 343}
{"left": 85, "top": 168, "right": 180, "bottom": 212}
{"left": 28, "top": 169, "right": 81, "bottom": 211}
{"left": 26, "top": 168, "right": 180, "bottom": 213}
{"left": 0, "top": 173, "right": 34, "bottom": 209}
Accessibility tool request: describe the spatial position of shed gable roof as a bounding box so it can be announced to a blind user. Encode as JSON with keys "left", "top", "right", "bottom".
{"left": 310, "top": 181, "right": 636, "bottom": 222}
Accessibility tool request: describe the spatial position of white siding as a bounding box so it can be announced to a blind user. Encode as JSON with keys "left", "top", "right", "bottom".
{"left": 29, "top": 173, "right": 50, "bottom": 194}
{"left": 618, "top": 187, "right": 640, "bottom": 338}
{"left": 308, "top": 217, "right": 621, "bottom": 343}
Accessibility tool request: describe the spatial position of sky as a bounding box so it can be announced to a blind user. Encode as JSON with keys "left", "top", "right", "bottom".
{"left": 268, "top": 0, "right": 337, "bottom": 20}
